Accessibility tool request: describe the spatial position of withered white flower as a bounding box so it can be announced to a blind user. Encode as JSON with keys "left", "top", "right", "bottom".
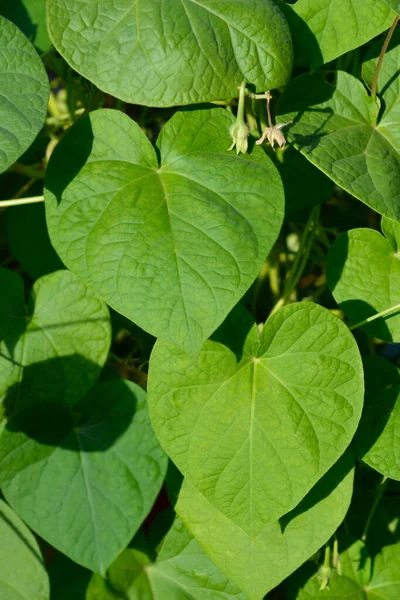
{"left": 256, "top": 121, "right": 292, "bottom": 151}
{"left": 256, "top": 90, "right": 292, "bottom": 151}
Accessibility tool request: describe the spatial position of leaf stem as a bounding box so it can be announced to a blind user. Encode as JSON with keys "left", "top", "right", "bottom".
{"left": 362, "top": 476, "right": 387, "bottom": 542}
{"left": 349, "top": 303, "right": 400, "bottom": 331}
{"left": 371, "top": 16, "right": 399, "bottom": 102}
{"left": 0, "top": 196, "right": 44, "bottom": 208}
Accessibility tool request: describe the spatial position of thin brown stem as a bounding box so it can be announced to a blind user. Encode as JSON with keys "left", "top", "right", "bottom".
{"left": 371, "top": 16, "right": 399, "bottom": 102}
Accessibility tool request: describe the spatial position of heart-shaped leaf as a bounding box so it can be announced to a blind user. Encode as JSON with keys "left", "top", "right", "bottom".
{"left": 354, "top": 357, "right": 400, "bottom": 480}
{"left": 283, "top": 0, "right": 394, "bottom": 69}
{"left": 295, "top": 539, "right": 400, "bottom": 599}
{"left": 87, "top": 517, "right": 248, "bottom": 600}
{"left": 148, "top": 303, "right": 363, "bottom": 534}
{"left": 45, "top": 108, "right": 284, "bottom": 355}
{"left": 326, "top": 218, "right": 400, "bottom": 342}
{"left": 47, "top": 0, "right": 292, "bottom": 107}
{"left": 0, "top": 499, "right": 49, "bottom": 600}
{"left": 1, "top": 0, "right": 51, "bottom": 53}
{"left": 0, "top": 15, "right": 49, "bottom": 174}
{"left": 277, "top": 70, "right": 400, "bottom": 221}
{"left": 0, "top": 268, "right": 111, "bottom": 416}
{"left": 176, "top": 454, "right": 354, "bottom": 600}
{"left": 0, "top": 379, "right": 168, "bottom": 574}
{"left": 363, "top": 29, "right": 400, "bottom": 150}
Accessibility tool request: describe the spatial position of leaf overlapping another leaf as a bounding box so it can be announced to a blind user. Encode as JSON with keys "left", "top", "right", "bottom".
{"left": 283, "top": 0, "right": 395, "bottom": 69}
{"left": 45, "top": 108, "right": 284, "bottom": 355}
{"left": 277, "top": 70, "right": 400, "bottom": 221}
{"left": 176, "top": 454, "right": 355, "bottom": 600}
{"left": 148, "top": 303, "right": 363, "bottom": 535}
{"left": 0, "top": 380, "right": 168, "bottom": 574}
{"left": 47, "top": 0, "right": 293, "bottom": 107}
{"left": 326, "top": 217, "right": 400, "bottom": 341}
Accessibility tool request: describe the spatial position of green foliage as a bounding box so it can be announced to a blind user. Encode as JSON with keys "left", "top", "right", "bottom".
{"left": 294, "top": 538, "right": 400, "bottom": 598}
{"left": 285, "top": 0, "right": 394, "bottom": 68}
{"left": 326, "top": 219, "right": 400, "bottom": 341}
{"left": 0, "top": 15, "right": 49, "bottom": 174}
{"left": 87, "top": 518, "right": 247, "bottom": 599}
{"left": 45, "top": 108, "right": 284, "bottom": 354}
{"left": 177, "top": 456, "right": 354, "bottom": 599}
{"left": 0, "top": 499, "right": 49, "bottom": 599}
{"left": 46, "top": 0, "right": 292, "bottom": 106}
{"left": 2, "top": 3, "right": 400, "bottom": 599}
{"left": 148, "top": 303, "right": 363, "bottom": 531}
{"left": 0, "top": 269, "right": 111, "bottom": 416}
{"left": 277, "top": 70, "right": 400, "bottom": 221}
{"left": 1, "top": 0, "right": 51, "bottom": 53}
{"left": 0, "top": 379, "right": 167, "bottom": 574}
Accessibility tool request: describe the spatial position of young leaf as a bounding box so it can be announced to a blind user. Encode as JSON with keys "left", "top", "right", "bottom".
{"left": 277, "top": 70, "right": 400, "bottom": 221}
{"left": 354, "top": 356, "right": 400, "bottom": 480}
{"left": 87, "top": 518, "right": 248, "bottom": 599}
{"left": 45, "top": 108, "right": 284, "bottom": 355}
{"left": 363, "top": 29, "right": 400, "bottom": 151}
{"left": 176, "top": 454, "right": 355, "bottom": 600}
{"left": 0, "top": 269, "right": 111, "bottom": 416}
{"left": 0, "top": 379, "right": 168, "bottom": 574}
{"left": 326, "top": 218, "right": 400, "bottom": 342}
{"left": 284, "top": 0, "right": 394, "bottom": 69}
{"left": 148, "top": 303, "right": 363, "bottom": 534}
{"left": 46, "top": 0, "right": 292, "bottom": 107}
{"left": 1, "top": 0, "right": 51, "bottom": 53}
{"left": 0, "top": 15, "right": 49, "bottom": 174}
{"left": 0, "top": 499, "right": 49, "bottom": 600}
{"left": 295, "top": 539, "right": 400, "bottom": 598}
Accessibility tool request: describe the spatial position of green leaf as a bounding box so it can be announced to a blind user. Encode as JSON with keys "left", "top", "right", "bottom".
{"left": 6, "top": 203, "right": 64, "bottom": 280}
{"left": 176, "top": 454, "right": 355, "bottom": 600}
{"left": 0, "top": 499, "right": 49, "bottom": 600}
{"left": 0, "top": 15, "right": 49, "bottom": 174}
{"left": 277, "top": 70, "right": 400, "bottom": 221}
{"left": 46, "top": 0, "right": 292, "bottom": 107}
{"left": 87, "top": 517, "right": 248, "bottom": 600}
{"left": 284, "top": 0, "right": 394, "bottom": 69}
{"left": 1, "top": 0, "right": 51, "bottom": 53}
{"left": 295, "top": 540, "right": 400, "bottom": 599}
{"left": 354, "top": 356, "right": 400, "bottom": 480}
{"left": 148, "top": 302, "right": 363, "bottom": 534}
{"left": 363, "top": 29, "right": 400, "bottom": 151}
{"left": 45, "top": 108, "right": 284, "bottom": 355}
{"left": 0, "top": 379, "right": 168, "bottom": 574}
{"left": 326, "top": 219, "right": 400, "bottom": 342}
{"left": 0, "top": 268, "right": 111, "bottom": 417}
{"left": 294, "top": 539, "right": 370, "bottom": 599}
{"left": 382, "top": 1, "right": 400, "bottom": 14}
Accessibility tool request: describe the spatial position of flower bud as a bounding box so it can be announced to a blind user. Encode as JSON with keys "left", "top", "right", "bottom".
{"left": 228, "top": 122, "right": 250, "bottom": 155}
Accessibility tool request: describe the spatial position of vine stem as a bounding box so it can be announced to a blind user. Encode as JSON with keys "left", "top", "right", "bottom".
{"left": 362, "top": 476, "right": 387, "bottom": 542}
{"left": 349, "top": 303, "right": 400, "bottom": 331}
{"left": 270, "top": 206, "right": 320, "bottom": 316}
{"left": 0, "top": 196, "right": 44, "bottom": 208}
{"left": 371, "top": 16, "right": 399, "bottom": 102}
